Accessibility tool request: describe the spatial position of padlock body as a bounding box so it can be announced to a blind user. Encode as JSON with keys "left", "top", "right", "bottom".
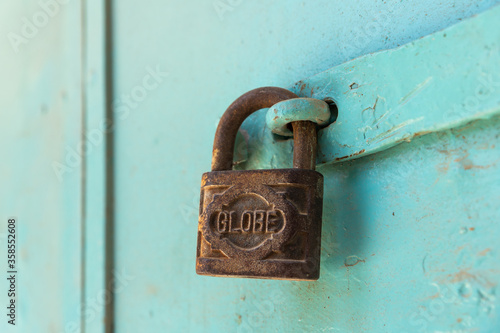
{"left": 196, "top": 169, "right": 323, "bottom": 280}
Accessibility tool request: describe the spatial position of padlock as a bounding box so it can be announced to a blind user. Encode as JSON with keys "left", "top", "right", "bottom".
{"left": 196, "top": 87, "right": 324, "bottom": 280}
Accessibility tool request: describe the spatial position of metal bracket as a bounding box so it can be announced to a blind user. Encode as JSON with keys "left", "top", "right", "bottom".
{"left": 238, "top": 4, "right": 500, "bottom": 169}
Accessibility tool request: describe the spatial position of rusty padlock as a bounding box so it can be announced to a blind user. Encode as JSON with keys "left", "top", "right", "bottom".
{"left": 196, "top": 87, "right": 324, "bottom": 280}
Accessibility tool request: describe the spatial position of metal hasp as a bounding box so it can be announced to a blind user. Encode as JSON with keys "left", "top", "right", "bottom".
{"left": 196, "top": 87, "right": 325, "bottom": 280}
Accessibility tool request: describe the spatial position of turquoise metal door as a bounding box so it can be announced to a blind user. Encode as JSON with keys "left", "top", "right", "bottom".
{"left": 1, "top": 1, "right": 500, "bottom": 332}
{"left": 107, "top": 2, "right": 500, "bottom": 332}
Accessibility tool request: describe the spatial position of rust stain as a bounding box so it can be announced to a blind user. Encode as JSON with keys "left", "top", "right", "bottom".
{"left": 354, "top": 149, "right": 366, "bottom": 156}
{"left": 441, "top": 268, "right": 497, "bottom": 288}
{"left": 476, "top": 143, "right": 497, "bottom": 150}
{"left": 435, "top": 146, "right": 497, "bottom": 173}
{"left": 436, "top": 161, "right": 450, "bottom": 173}
{"left": 417, "top": 214, "right": 431, "bottom": 222}
{"left": 395, "top": 131, "right": 432, "bottom": 144}
{"left": 362, "top": 97, "right": 379, "bottom": 119}
{"left": 146, "top": 285, "right": 159, "bottom": 295}
{"left": 413, "top": 130, "right": 432, "bottom": 138}
{"left": 453, "top": 120, "right": 478, "bottom": 133}
{"left": 478, "top": 248, "right": 491, "bottom": 256}
{"left": 454, "top": 152, "right": 470, "bottom": 162}
{"left": 437, "top": 148, "right": 461, "bottom": 154}
{"left": 299, "top": 83, "right": 307, "bottom": 94}
{"left": 463, "top": 163, "right": 494, "bottom": 170}
{"left": 430, "top": 176, "right": 441, "bottom": 187}
{"left": 428, "top": 292, "right": 440, "bottom": 299}
{"left": 435, "top": 148, "right": 464, "bottom": 174}
{"left": 455, "top": 244, "right": 470, "bottom": 253}
{"left": 450, "top": 268, "right": 476, "bottom": 283}
{"left": 334, "top": 149, "right": 366, "bottom": 162}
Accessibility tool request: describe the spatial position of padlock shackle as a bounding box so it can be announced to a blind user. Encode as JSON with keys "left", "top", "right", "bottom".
{"left": 212, "top": 87, "right": 317, "bottom": 171}
{"left": 291, "top": 121, "right": 317, "bottom": 170}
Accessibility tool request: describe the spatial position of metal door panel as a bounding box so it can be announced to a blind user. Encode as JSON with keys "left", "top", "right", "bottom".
{"left": 110, "top": 1, "right": 500, "bottom": 332}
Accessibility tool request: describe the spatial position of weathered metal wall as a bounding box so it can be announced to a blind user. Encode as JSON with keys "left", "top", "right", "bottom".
{"left": 1, "top": 0, "right": 500, "bottom": 332}
{"left": 111, "top": 1, "right": 500, "bottom": 332}
{"left": 0, "top": 1, "right": 83, "bottom": 332}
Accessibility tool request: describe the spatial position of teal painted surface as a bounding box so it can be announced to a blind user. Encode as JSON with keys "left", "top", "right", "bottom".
{"left": 110, "top": 1, "right": 500, "bottom": 333}
{"left": 0, "top": 1, "right": 83, "bottom": 332}
{"left": 1, "top": 0, "right": 500, "bottom": 332}
{"left": 245, "top": 6, "right": 500, "bottom": 168}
